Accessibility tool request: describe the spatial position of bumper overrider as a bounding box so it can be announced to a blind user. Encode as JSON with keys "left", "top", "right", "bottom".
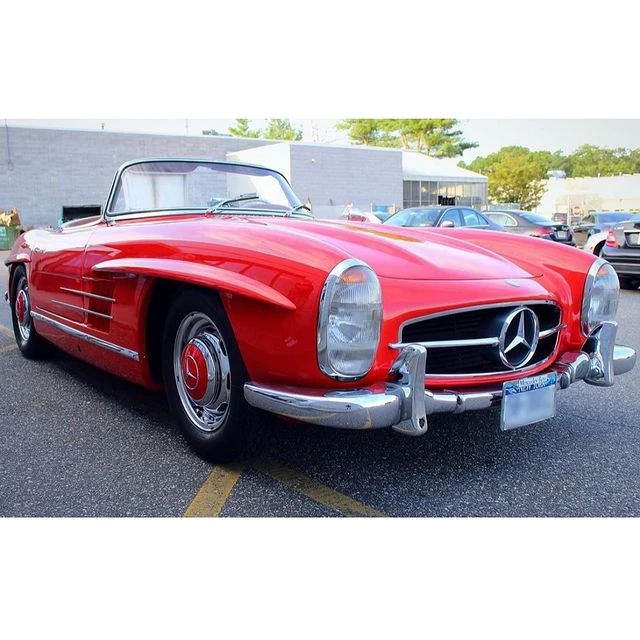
{"left": 244, "top": 321, "right": 636, "bottom": 436}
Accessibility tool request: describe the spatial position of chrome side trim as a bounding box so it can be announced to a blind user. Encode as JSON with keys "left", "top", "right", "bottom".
{"left": 51, "top": 299, "right": 113, "bottom": 320}
{"left": 59, "top": 287, "right": 115, "bottom": 303}
{"left": 30, "top": 311, "right": 139, "bottom": 361}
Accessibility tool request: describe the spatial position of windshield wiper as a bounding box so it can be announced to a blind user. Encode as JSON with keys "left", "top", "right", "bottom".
{"left": 207, "top": 193, "right": 259, "bottom": 213}
{"left": 286, "top": 203, "right": 313, "bottom": 217}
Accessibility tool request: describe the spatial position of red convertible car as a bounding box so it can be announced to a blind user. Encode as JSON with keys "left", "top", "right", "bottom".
{"left": 5, "top": 159, "right": 636, "bottom": 461}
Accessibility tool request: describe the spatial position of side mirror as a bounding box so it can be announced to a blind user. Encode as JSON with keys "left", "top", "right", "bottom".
{"left": 440, "top": 220, "right": 455, "bottom": 228}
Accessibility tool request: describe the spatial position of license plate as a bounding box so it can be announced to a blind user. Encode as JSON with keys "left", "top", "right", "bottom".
{"left": 555, "top": 231, "right": 566, "bottom": 239}
{"left": 500, "top": 372, "right": 557, "bottom": 431}
{"left": 628, "top": 233, "right": 639, "bottom": 246}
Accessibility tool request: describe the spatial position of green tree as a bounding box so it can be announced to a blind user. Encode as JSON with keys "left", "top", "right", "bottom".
{"left": 263, "top": 119, "right": 303, "bottom": 141}
{"left": 467, "top": 146, "right": 547, "bottom": 210}
{"left": 569, "top": 144, "right": 640, "bottom": 177}
{"left": 336, "top": 119, "right": 477, "bottom": 158}
{"left": 228, "top": 118, "right": 262, "bottom": 138}
{"left": 335, "top": 119, "right": 396, "bottom": 146}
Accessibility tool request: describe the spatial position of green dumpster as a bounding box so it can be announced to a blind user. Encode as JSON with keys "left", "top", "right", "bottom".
{"left": 0, "top": 225, "right": 20, "bottom": 250}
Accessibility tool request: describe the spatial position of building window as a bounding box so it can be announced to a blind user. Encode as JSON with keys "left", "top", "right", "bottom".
{"left": 402, "top": 180, "right": 487, "bottom": 209}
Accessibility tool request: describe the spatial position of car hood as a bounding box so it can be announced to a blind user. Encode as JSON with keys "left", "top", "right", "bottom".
{"left": 109, "top": 215, "right": 543, "bottom": 282}
{"left": 249, "top": 218, "right": 541, "bottom": 280}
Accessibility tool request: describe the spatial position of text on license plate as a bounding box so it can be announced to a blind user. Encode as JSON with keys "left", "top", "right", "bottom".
{"left": 500, "top": 372, "right": 557, "bottom": 431}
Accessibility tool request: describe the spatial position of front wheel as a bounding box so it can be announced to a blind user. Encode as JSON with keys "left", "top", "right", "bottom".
{"left": 10, "top": 265, "right": 49, "bottom": 358}
{"left": 161, "top": 289, "right": 253, "bottom": 462}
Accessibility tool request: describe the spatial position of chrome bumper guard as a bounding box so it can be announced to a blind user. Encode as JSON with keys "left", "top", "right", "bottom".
{"left": 244, "top": 321, "right": 636, "bottom": 436}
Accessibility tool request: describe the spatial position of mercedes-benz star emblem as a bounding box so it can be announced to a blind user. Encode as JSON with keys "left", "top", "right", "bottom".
{"left": 498, "top": 306, "right": 540, "bottom": 369}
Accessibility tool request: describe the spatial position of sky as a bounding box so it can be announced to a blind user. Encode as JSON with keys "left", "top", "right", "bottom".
{"left": 5, "top": 117, "right": 640, "bottom": 165}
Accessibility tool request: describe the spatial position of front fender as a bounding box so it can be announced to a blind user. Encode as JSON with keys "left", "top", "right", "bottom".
{"left": 92, "top": 257, "right": 297, "bottom": 311}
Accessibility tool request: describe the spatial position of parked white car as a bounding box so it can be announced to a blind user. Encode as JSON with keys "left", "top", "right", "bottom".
{"left": 582, "top": 230, "right": 608, "bottom": 256}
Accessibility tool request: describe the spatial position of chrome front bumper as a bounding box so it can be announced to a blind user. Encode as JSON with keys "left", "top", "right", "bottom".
{"left": 244, "top": 321, "right": 636, "bottom": 436}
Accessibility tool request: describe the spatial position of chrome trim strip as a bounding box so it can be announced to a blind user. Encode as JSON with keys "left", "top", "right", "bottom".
{"left": 51, "top": 299, "right": 113, "bottom": 320}
{"left": 59, "top": 287, "right": 115, "bottom": 303}
{"left": 390, "top": 337, "right": 500, "bottom": 349}
{"left": 30, "top": 311, "right": 139, "bottom": 361}
{"left": 391, "top": 300, "right": 563, "bottom": 379}
{"left": 539, "top": 323, "right": 565, "bottom": 339}
{"left": 389, "top": 323, "right": 563, "bottom": 350}
{"left": 423, "top": 352, "right": 558, "bottom": 380}
{"left": 396, "top": 299, "right": 558, "bottom": 343}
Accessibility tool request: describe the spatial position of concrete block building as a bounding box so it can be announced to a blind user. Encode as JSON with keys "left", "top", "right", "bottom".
{"left": 0, "top": 125, "right": 488, "bottom": 227}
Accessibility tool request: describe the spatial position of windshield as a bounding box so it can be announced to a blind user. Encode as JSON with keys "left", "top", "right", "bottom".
{"left": 520, "top": 213, "right": 554, "bottom": 225}
{"left": 383, "top": 208, "right": 440, "bottom": 227}
{"left": 108, "top": 160, "right": 301, "bottom": 215}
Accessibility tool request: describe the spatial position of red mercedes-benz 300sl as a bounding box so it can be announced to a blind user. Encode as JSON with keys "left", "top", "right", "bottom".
{"left": 5, "top": 159, "right": 636, "bottom": 461}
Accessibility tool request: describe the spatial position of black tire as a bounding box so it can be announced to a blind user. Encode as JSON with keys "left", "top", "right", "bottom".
{"left": 595, "top": 242, "right": 605, "bottom": 257}
{"left": 161, "top": 289, "right": 253, "bottom": 462}
{"left": 10, "top": 265, "right": 49, "bottom": 359}
{"left": 618, "top": 277, "right": 639, "bottom": 290}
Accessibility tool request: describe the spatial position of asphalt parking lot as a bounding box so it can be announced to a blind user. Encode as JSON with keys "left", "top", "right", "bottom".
{"left": 1, "top": 251, "right": 639, "bottom": 517}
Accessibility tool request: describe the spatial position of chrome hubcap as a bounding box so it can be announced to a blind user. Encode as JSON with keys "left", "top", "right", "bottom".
{"left": 173, "top": 312, "right": 231, "bottom": 433}
{"left": 15, "top": 281, "right": 32, "bottom": 342}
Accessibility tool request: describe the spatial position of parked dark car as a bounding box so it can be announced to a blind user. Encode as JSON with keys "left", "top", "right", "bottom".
{"left": 571, "top": 211, "right": 639, "bottom": 248}
{"left": 484, "top": 210, "right": 575, "bottom": 246}
{"left": 600, "top": 219, "right": 640, "bottom": 290}
{"left": 383, "top": 206, "right": 503, "bottom": 231}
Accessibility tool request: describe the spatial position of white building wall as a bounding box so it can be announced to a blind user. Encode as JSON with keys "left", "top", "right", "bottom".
{"left": 226, "top": 143, "right": 292, "bottom": 183}
{"left": 289, "top": 144, "right": 403, "bottom": 219}
{"left": 536, "top": 174, "right": 640, "bottom": 216}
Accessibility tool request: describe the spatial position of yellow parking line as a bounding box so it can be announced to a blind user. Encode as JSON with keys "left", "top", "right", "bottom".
{"left": 0, "top": 324, "right": 13, "bottom": 338}
{"left": 0, "top": 343, "right": 17, "bottom": 354}
{"left": 252, "top": 458, "right": 387, "bottom": 517}
{"left": 184, "top": 463, "right": 245, "bottom": 517}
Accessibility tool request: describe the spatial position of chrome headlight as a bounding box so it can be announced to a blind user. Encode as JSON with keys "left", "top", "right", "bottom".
{"left": 582, "top": 259, "right": 619, "bottom": 335}
{"left": 317, "top": 259, "right": 382, "bottom": 381}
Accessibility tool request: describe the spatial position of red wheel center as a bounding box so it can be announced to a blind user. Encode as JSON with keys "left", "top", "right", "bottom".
{"left": 181, "top": 342, "right": 209, "bottom": 402}
{"left": 16, "top": 291, "right": 28, "bottom": 325}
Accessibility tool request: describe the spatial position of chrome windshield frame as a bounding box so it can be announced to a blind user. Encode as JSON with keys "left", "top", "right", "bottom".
{"left": 102, "top": 157, "right": 302, "bottom": 221}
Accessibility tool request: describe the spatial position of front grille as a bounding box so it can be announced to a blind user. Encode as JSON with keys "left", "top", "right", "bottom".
{"left": 400, "top": 302, "right": 562, "bottom": 376}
